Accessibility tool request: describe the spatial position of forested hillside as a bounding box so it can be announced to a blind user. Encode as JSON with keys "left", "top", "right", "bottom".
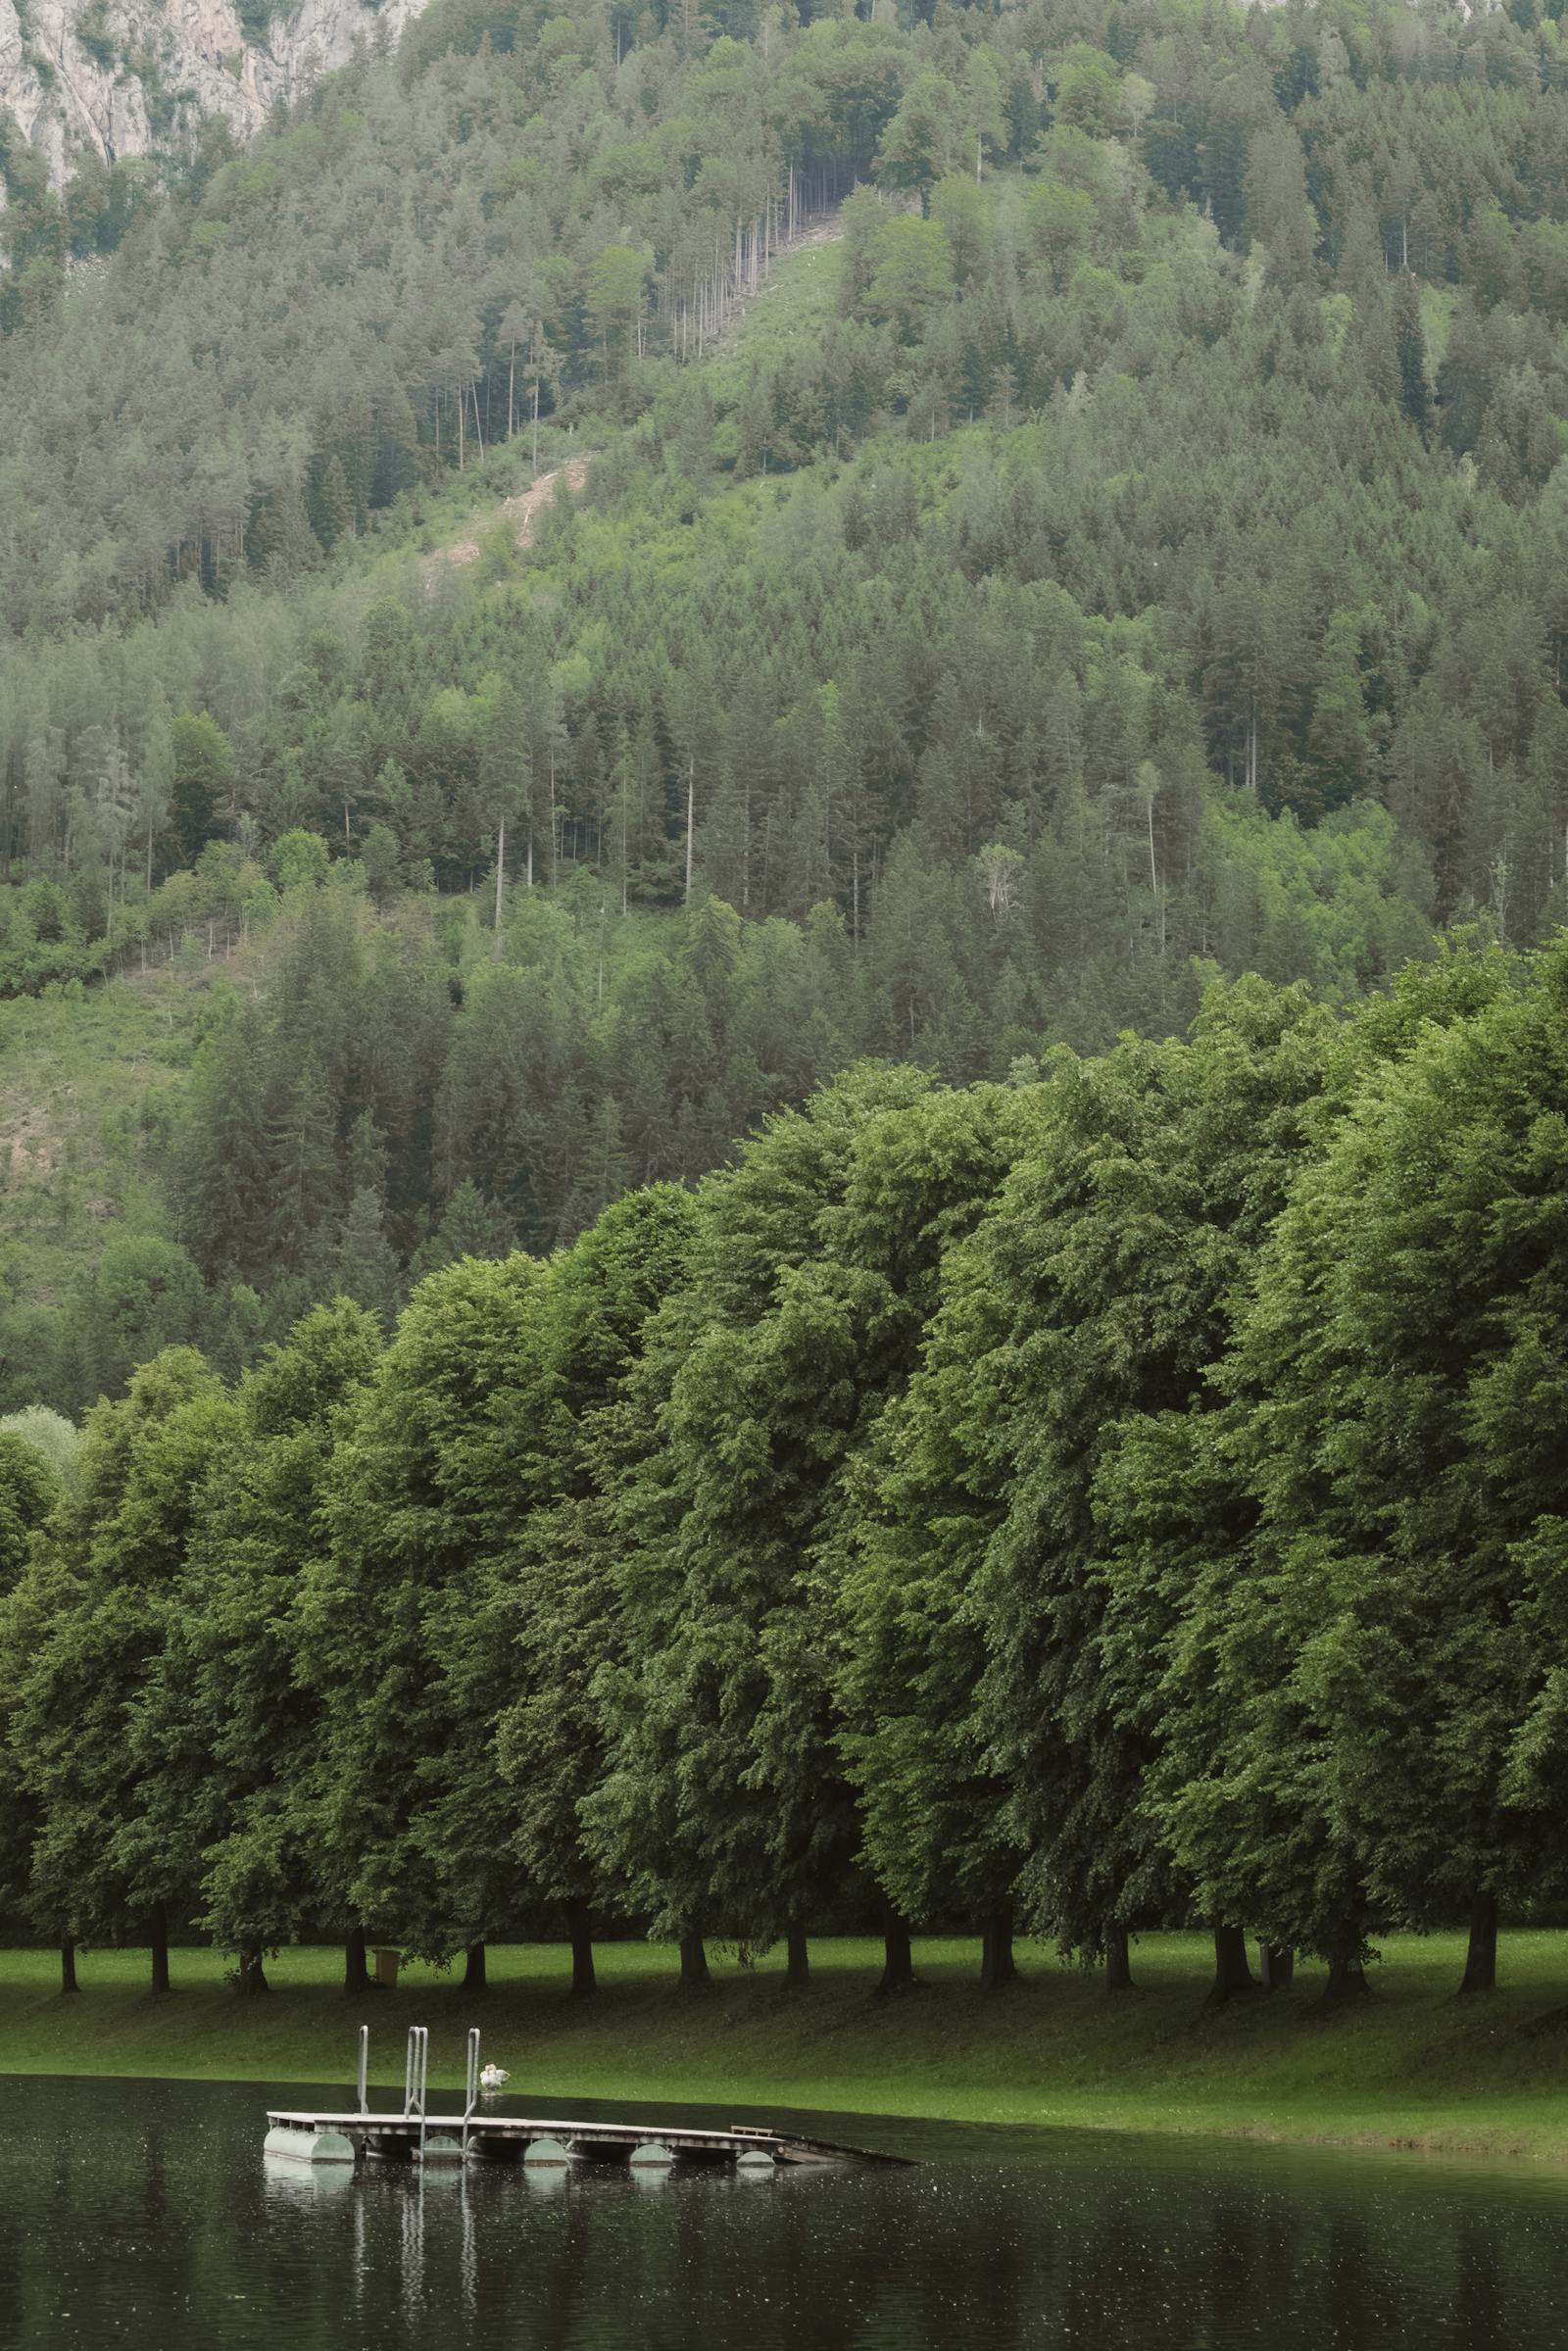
{"left": 5, "top": 0, "right": 1568, "bottom": 1411}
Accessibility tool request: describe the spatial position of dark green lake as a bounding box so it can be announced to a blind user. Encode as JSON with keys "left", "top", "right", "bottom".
{"left": 2, "top": 2076, "right": 1566, "bottom": 2347}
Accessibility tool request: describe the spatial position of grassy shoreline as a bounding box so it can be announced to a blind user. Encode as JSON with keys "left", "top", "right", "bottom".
{"left": 7, "top": 1931, "right": 1568, "bottom": 2165}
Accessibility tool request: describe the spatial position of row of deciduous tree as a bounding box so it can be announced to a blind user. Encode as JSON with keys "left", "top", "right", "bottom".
{"left": 3, "top": 934, "right": 1563, "bottom": 2001}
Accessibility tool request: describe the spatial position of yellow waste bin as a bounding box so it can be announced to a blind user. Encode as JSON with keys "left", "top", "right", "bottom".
{"left": 372, "top": 1946, "right": 402, "bottom": 1989}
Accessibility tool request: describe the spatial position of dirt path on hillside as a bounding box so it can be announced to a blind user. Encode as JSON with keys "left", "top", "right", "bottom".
{"left": 425, "top": 202, "right": 848, "bottom": 574}
{"left": 432, "top": 454, "right": 592, "bottom": 574}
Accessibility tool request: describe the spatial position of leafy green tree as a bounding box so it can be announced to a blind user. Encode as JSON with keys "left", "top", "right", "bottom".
{"left": 1109, "top": 945, "right": 1521, "bottom": 1990}
{"left": 835, "top": 1099, "right": 1048, "bottom": 1981}
{"left": 0, "top": 1406, "right": 80, "bottom": 1485}
{"left": 333, "top": 1188, "right": 403, "bottom": 1329}
{"left": 1200, "top": 945, "right": 1558, "bottom": 1992}
{"left": 876, "top": 73, "right": 965, "bottom": 217}
{"left": 270, "top": 831, "right": 330, "bottom": 893}
{"left": 585, "top": 1068, "right": 1032, "bottom": 1987}
{"left": 0, "top": 1435, "right": 67, "bottom": 1975}
{"left": 587, "top": 246, "right": 647, "bottom": 390}
{"left": 64, "top": 1236, "right": 207, "bottom": 1412}
{"left": 180, "top": 1303, "right": 383, "bottom": 1987}
{"left": 411, "top": 1181, "right": 516, "bottom": 1280}
{"left": 972, "top": 981, "right": 1337, "bottom": 1989}
{"left": 491, "top": 1184, "right": 698, "bottom": 1993}
{"left": 306, "top": 1255, "right": 556, "bottom": 1974}
{"left": 863, "top": 218, "right": 956, "bottom": 345}
{"left": 169, "top": 713, "right": 234, "bottom": 867}
{"left": 10, "top": 1350, "right": 235, "bottom": 1990}
{"left": 1053, "top": 46, "right": 1126, "bottom": 140}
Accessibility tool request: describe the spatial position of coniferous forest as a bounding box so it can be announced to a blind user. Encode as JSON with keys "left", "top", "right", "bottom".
{"left": 4, "top": 0, "right": 1568, "bottom": 1988}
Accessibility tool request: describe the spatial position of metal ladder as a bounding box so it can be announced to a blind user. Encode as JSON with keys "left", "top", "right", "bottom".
{"left": 404, "top": 2025, "right": 429, "bottom": 2162}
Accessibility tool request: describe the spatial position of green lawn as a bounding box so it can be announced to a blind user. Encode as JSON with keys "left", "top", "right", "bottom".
{"left": 6, "top": 1932, "right": 1568, "bottom": 2162}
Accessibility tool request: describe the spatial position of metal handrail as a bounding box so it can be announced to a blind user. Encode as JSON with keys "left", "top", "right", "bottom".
{"left": 462, "top": 2028, "right": 481, "bottom": 2161}
{"left": 404, "top": 2024, "right": 429, "bottom": 2161}
{"left": 357, "top": 2025, "right": 370, "bottom": 2118}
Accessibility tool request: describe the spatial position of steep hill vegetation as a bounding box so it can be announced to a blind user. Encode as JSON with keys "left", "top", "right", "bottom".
{"left": 4, "top": 0, "right": 1568, "bottom": 1410}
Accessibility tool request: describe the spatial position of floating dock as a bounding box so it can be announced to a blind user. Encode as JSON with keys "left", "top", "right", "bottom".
{"left": 264, "top": 2029, "right": 907, "bottom": 2171}
{"left": 264, "top": 2109, "right": 894, "bottom": 2167}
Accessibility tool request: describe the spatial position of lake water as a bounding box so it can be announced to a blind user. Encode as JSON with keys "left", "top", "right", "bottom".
{"left": 2, "top": 2076, "right": 1566, "bottom": 2347}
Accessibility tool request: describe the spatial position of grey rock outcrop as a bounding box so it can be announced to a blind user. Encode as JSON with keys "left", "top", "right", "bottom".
{"left": 0, "top": 0, "right": 422, "bottom": 184}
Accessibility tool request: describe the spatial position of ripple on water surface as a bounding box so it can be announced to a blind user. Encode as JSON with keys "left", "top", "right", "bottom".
{"left": 2, "top": 2076, "right": 1567, "bottom": 2349}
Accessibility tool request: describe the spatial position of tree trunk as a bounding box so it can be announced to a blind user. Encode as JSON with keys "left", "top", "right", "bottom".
{"left": 1459, "top": 1891, "right": 1498, "bottom": 1995}
{"left": 235, "top": 1942, "right": 268, "bottom": 1997}
{"left": 678, "top": 1931, "right": 710, "bottom": 1991}
{"left": 877, "top": 1915, "right": 918, "bottom": 1996}
{"left": 1105, "top": 1921, "right": 1134, "bottom": 1991}
{"left": 1324, "top": 1956, "right": 1368, "bottom": 2002}
{"left": 1260, "top": 1943, "right": 1294, "bottom": 1989}
{"left": 344, "top": 1925, "right": 370, "bottom": 1994}
{"left": 980, "top": 1903, "right": 1018, "bottom": 1988}
{"left": 1208, "top": 1922, "right": 1257, "bottom": 2003}
{"left": 463, "top": 1940, "right": 488, "bottom": 1995}
{"left": 785, "top": 1920, "right": 809, "bottom": 1988}
{"left": 565, "top": 1897, "right": 596, "bottom": 1999}
{"left": 150, "top": 1899, "right": 170, "bottom": 1996}
{"left": 60, "top": 1938, "right": 78, "bottom": 1995}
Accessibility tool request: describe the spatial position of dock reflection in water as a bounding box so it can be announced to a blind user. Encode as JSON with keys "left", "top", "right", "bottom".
{"left": 4, "top": 2075, "right": 1568, "bottom": 2349}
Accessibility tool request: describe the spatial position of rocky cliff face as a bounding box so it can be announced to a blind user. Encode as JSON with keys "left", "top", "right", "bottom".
{"left": 0, "top": 0, "right": 423, "bottom": 184}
